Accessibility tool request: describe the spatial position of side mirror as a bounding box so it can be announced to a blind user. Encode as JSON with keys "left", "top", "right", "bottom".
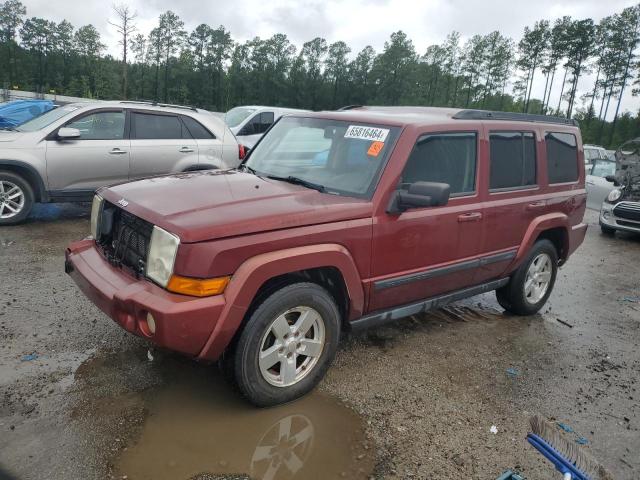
{"left": 57, "top": 127, "right": 81, "bottom": 140}
{"left": 605, "top": 175, "right": 620, "bottom": 186}
{"left": 387, "top": 181, "right": 451, "bottom": 214}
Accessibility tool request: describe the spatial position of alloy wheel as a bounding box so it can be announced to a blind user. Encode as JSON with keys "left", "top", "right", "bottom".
{"left": 523, "top": 252, "right": 552, "bottom": 304}
{"left": 258, "top": 306, "right": 326, "bottom": 387}
{"left": 0, "top": 180, "right": 25, "bottom": 219}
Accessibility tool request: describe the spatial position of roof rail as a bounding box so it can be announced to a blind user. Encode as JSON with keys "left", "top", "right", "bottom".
{"left": 452, "top": 109, "right": 579, "bottom": 127}
{"left": 119, "top": 100, "right": 198, "bottom": 112}
{"left": 338, "top": 105, "right": 363, "bottom": 111}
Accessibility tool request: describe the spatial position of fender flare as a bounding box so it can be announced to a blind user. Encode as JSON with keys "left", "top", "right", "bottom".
{"left": 514, "top": 212, "right": 570, "bottom": 266}
{"left": 0, "top": 159, "right": 48, "bottom": 201}
{"left": 196, "top": 243, "right": 364, "bottom": 361}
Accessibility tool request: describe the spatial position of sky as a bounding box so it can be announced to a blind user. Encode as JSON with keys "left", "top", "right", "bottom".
{"left": 18, "top": 0, "right": 640, "bottom": 116}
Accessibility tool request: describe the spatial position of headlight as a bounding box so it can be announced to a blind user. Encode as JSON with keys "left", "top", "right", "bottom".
{"left": 90, "top": 195, "right": 103, "bottom": 238}
{"left": 607, "top": 189, "right": 622, "bottom": 203}
{"left": 146, "top": 226, "right": 180, "bottom": 287}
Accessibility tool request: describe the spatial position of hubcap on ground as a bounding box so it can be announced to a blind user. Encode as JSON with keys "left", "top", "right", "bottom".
{"left": 259, "top": 306, "right": 326, "bottom": 387}
{"left": 524, "top": 253, "right": 552, "bottom": 304}
{"left": 0, "top": 180, "right": 25, "bottom": 219}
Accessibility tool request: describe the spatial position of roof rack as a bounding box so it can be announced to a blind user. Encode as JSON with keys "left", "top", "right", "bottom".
{"left": 452, "top": 109, "right": 578, "bottom": 126}
{"left": 119, "top": 100, "right": 198, "bottom": 112}
{"left": 337, "top": 105, "right": 363, "bottom": 111}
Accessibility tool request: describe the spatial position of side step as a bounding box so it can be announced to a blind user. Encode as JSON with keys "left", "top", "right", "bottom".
{"left": 349, "top": 278, "right": 509, "bottom": 331}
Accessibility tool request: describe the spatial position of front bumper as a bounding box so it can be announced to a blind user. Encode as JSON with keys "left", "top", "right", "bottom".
{"left": 65, "top": 239, "right": 226, "bottom": 357}
{"left": 600, "top": 202, "right": 640, "bottom": 233}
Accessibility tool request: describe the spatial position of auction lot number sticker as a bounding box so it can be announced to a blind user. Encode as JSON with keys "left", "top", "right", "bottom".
{"left": 344, "top": 125, "right": 390, "bottom": 142}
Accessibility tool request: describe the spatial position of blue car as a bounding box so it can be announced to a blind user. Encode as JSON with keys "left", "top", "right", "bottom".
{"left": 0, "top": 100, "right": 55, "bottom": 129}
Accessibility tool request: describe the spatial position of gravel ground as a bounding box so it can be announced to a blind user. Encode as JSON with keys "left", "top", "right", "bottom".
{"left": 0, "top": 205, "right": 638, "bottom": 480}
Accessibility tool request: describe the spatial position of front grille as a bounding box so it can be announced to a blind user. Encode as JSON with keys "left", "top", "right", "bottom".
{"left": 617, "top": 220, "right": 640, "bottom": 229}
{"left": 613, "top": 201, "right": 640, "bottom": 222}
{"left": 97, "top": 202, "right": 153, "bottom": 276}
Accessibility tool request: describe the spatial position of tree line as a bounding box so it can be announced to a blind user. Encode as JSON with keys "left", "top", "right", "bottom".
{"left": 2, "top": 0, "right": 640, "bottom": 147}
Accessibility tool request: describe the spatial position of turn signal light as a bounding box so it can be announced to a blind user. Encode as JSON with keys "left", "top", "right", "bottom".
{"left": 167, "top": 275, "right": 230, "bottom": 297}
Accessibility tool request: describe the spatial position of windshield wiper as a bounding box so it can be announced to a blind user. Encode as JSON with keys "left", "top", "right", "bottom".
{"left": 0, "top": 127, "right": 17, "bottom": 131}
{"left": 266, "top": 175, "right": 326, "bottom": 193}
{"left": 240, "top": 164, "right": 257, "bottom": 175}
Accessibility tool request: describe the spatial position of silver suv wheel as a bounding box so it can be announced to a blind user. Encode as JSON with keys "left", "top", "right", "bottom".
{"left": 258, "top": 306, "right": 326, "bottom": 387}
{"left": 524, "top": 252, "right": 552, "bottom": 304}
{"left": 0, "top": 180, "right": 25, "bottom": 219}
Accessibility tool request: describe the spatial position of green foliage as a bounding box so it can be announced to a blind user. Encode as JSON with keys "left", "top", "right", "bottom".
{"left": 2, "top": 1, "right": 640, "bottom": 148}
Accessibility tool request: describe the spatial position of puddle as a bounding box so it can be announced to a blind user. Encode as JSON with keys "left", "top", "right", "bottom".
{"left": 74, "top": 351, "right": 374, "bottom": 480}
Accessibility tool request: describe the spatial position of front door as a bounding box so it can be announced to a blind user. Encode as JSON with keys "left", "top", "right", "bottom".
{"left": 370, "top": 131, "right": 484, "bottom": 312}
{"left": 129, "top": 111, "right": 199, "bottom": 179}
{"left": 45, "top": 109, "right": 129, "bottom": 191}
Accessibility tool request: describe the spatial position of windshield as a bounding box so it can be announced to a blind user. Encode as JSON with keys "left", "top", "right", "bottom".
{"left": 16, "top": 105, "right": 80, "bottom": 132}
{"left": 225, "top": 107, "right": 257, "bottom": 128}
{"left": 584, "top": 147, "right": 603, "bottom": 161}
{"left": 244, "top": 117, "right": 400, "bottom": 198}
{"left": 590, "top": 160, "right": 616, "bottom": 178}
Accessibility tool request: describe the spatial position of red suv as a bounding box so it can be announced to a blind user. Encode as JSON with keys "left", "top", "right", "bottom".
{"left": 65, "top": 107, "right": 587, "bottom": 406}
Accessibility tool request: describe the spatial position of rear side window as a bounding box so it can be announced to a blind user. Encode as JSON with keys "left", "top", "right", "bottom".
{"left": 489, "top": 132, "right": 536, "bottom": 190}
{"left": 401, "top": 132, "right": 477, "bottom": 195}
{"left": 132, "top": 112, "right": 191, "bottom": 140}
{"left": 546, "top": 132, "right": 578, "bottom": 183}
{"left": 182, "top": 116, "right": 215, "bottom": 139}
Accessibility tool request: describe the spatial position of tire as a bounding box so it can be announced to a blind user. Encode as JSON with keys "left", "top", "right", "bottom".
{"left": 600, "top": 222, "right": 616, "bottom": 236}
{"left": 228, "top": 282, "right": 341, "bottom": 407}
{"left": 0, "top": 170, "right": 34, "bottom": 226}
{"left": 496, "top": 239, "right": 558, "bottom": 316}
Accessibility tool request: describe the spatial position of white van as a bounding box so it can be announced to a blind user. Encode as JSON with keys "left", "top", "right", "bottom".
{"left": 225, "top": 106, "right": 310, "bottom": 148}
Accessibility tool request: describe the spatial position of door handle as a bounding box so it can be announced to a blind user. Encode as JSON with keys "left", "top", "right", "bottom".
{"left": 457, "top": 212, "right": 482, "bottom": 222}
{"left": 109, "top": 148, "right": 127, "bottom": 155}
{"left": 179, "top": 147, "right": 195, "bottom": 153}
{"left": 526, "top": 201, "right": 546, "bottom": 211}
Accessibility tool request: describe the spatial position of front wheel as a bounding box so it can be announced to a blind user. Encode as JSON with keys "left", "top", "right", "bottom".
{"left": 228, "top": 282, "right": 341, "bottom": 407}
{"left": 0, "top": 171, "right": 34, "bottom": 225}
{"left": 496, "top": 239, "right": 558, "bottom": 316}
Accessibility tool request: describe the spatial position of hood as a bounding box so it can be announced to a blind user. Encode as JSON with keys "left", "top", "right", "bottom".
{"left": 0, "top": 130, "right": 23, "bottom": 142}
{"left": 101, "top": 170, "right": 372, "bottom": 243}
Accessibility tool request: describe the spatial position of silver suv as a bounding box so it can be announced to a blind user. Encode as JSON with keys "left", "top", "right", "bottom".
{"left": 0, "top": 101, "right": 240, "bottom": 225}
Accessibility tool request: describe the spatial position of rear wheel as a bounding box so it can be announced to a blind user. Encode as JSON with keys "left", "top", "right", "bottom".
{"left": 496, "top": 239, "right": 558, "bottom": 316}
{"left": 228, "top": 282, "right": 341, "bottom": 407}
{"left": 0, "top": 171, "right": 34, "bottom": 226}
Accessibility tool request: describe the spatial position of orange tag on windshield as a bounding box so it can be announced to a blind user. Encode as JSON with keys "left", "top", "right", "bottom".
{"left": 367, "top": 141, "right": 384, "bottom": 157}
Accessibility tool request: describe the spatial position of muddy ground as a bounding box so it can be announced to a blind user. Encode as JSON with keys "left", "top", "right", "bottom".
{"left": 0, "top": 205, "right": 638, "bottom": 480}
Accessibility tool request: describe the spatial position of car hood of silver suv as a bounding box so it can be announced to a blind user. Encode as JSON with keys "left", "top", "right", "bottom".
{"left": 0, "top": 130, "right": 23, "bottom": 142}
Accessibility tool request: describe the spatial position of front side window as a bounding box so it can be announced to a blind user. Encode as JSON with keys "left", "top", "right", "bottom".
{"left": 132, "top": 112, "right": 189, "bottom": 140}
{"left": 65, "top": 111, "right": 125, "bottom": 140}
{"left": 590, "top": 160, "right": 616, "bottom": 178}
{"left": 225, "top": 107, "right": 257, "bottom": 128}
{"left": 489, "top": 131, "right": 536, "bottom": 190}
{"left": 401, "top": 132, "right": 477, "bottom": 195}
{"left": 245, "top": 117, "right": 400, "bottom": 198}
{"left": 241, "top": 111, "right": 275, "bottom": 136}
{"left": 546, "top": 132, "right": 578, "bottom": 183}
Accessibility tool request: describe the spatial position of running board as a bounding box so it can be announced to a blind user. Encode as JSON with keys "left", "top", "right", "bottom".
{"left": 349, "top": 278, "right": 509, "bottom": 331}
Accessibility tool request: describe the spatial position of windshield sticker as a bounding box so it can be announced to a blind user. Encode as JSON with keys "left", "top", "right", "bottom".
{"left": 367, "top": 141, "right": 385, "bottom": 157}
{"left": 344, "top": 125, "right": 390, "bottom": 142}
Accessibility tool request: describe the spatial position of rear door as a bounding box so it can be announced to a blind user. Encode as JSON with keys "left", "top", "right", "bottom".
{"left": 370, "top": 131, "right": 484, "bottom": 312}
{"left": 475, "top": 129, "right": 540, "bottom": 283}
{"left": 45, "top": 108, "right": 129, "bottom": 191}
{"left": 129, "top": 110, "right": 199, "bottom": 179}
{"left": 236, "top": 111, "right": 275, "bottom": 148}
{"left": 181, "top": 115, "right": 223, "bottom": 168}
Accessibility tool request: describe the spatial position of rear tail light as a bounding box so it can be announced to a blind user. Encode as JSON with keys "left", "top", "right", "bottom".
{"left": 238, "top": 144, "right": 246, "bottom": 160}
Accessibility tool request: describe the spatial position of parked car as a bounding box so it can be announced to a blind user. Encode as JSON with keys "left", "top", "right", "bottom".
{"left": 599, "top": 138, "right": 640, "bottom": 236}
{"left": 66, "top": 107, "right": 587, "bottom": 406}
{"left": 586, "top": 159, "right": 616, "bottom": 210}
{"left": 0, "top": 99, "right": 55, "bottom": 129}
{"left": 0, "top": 101, "right": 241, "bottom": 225}
{"left": 584, "top": 144, "right": 607, "bottom": 166}
{"left": 225, "top": 106, "right": 310, "bottom": 148}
